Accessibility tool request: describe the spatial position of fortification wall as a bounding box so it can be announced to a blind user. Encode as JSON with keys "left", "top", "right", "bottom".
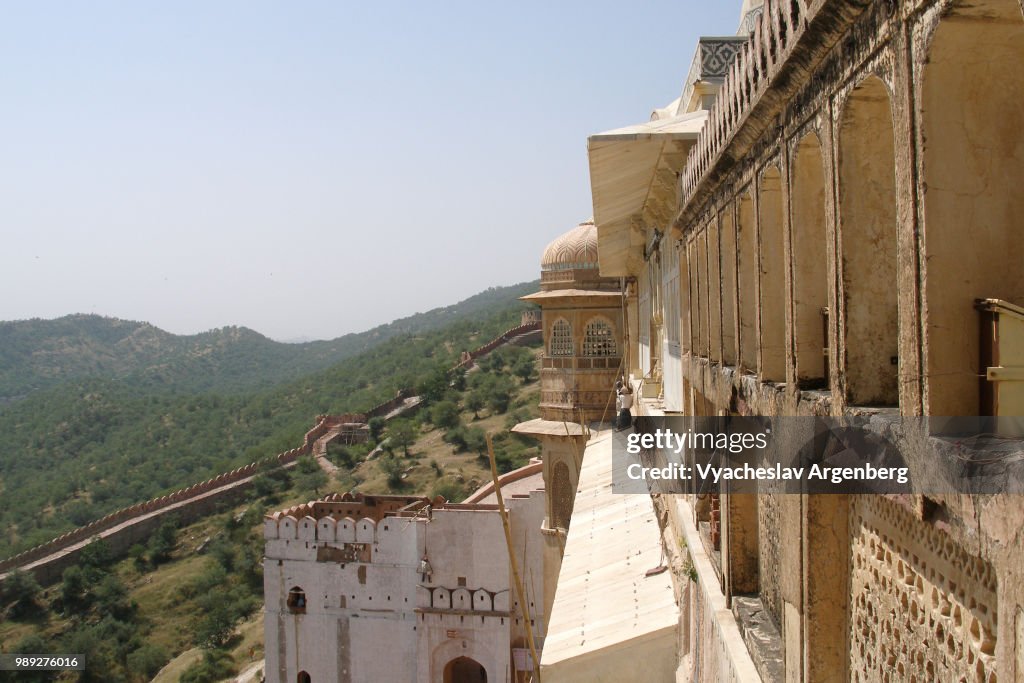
{"left": 0, "top": 320, "right": 541, "bottom": 586}
{"left": 0, "top": 417, "right": 331, "bottom": 585}
{"left": 364, "top": 390, "right": 412, "bottom": 419}
{"left": 451, "top": 322, "right": 541, "bottom": 372}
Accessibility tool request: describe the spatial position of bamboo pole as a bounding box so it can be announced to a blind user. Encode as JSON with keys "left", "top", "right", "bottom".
{"left": 486, "top": 434, "right": 542, "bottom": 683}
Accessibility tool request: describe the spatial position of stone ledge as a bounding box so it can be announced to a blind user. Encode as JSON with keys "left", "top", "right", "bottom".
{"left": 732, "top": 596, "right": 784, "bottom": 683}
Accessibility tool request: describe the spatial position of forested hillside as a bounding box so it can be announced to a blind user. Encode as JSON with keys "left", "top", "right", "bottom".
{"left": 0, "top": 281, "right": 538, "bottom": 402}
{"left": 0, "top": 282, "right": 537, "bottom": 559}
{"left": 0, "top": 336, "right": 544, "bottom": 683}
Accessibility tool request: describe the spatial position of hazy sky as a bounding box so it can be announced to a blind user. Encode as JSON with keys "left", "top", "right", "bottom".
{"left": 1, "top": 1, "right": 739, "bottom": 341}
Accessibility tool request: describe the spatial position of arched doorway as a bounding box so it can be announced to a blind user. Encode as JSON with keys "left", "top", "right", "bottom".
{"left": 758, "top": 165, "right": 786, "bottom": 382}
{"left": 297, "top": 671, "right": 311, "bottom": 683}
{"left": 920, "top": 0, "right": 1024, "bottom": 417}
{"left": 737, "top": 189, "right": 757, "bottom": 373}
{"left": 443, "top": 656, "right": 487, "bottom": 683}
{"left": 790, "top": 132, "right": 828, "bottom": 389}
{"left": 837, "top": 75, "right": 899, "bottom": 407}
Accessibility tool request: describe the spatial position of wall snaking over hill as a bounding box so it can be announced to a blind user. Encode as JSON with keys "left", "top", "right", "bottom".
{"left": 0, "top": 416, "right": 334, "bottom": 585}
{"left": 0, "top": 319, "right": 542, "bottom": 586}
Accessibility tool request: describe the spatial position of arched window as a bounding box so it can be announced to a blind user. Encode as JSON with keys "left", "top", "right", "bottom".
{"left": 297, "top": 672, "right": 312, "bottom": 683}
{"left": 287, "top": 586, "right": 307, "bottom": 614}
{"left": 583, "top": 318, "right": 616, "bottom": 357}
{"left": 549, "top": 319, "right": 573, "bottom": 356}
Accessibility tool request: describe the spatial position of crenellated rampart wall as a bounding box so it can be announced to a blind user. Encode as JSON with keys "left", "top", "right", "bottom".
{"left": 0, "top": 320, "right": 541, "bottom": 585}
{"left": 0, "top": 416, "right": 332, "bottom": 585}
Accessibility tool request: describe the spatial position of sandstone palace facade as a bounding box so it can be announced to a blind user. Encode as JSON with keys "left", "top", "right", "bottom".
{"left": 582, "top": 0, "right": 1024, "bottom": 681}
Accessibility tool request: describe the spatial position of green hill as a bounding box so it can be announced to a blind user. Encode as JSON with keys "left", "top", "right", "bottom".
{"left": 0, "top": 342, "right": 544, "bottom": 683}
{"left": 0, "top": 281, "right": 538, "bottom": 558}
{"left": 0, "top": 281, "right": 539, "bottom": 403}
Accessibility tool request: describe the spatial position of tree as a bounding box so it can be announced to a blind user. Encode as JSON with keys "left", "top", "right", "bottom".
{"left": 512, "top": 354, "right": 536, "bottom": 382}
{"left": 388, "top": 420, "right": 417, "bottom": 456}
{"left": 295, "top": 456, "right": 328, "bottom": 496}
{"left": 431, "top": 479, "right": 466, "bottom": 503}
{"left": 379, "top": 455, "right": 405, "bottom": 489}
{"left": 60, "top": 565, "right": 90, "bottom": 610}
{"left": 79, "top": 537, "right": 111, "bottom": 570}
{"left": 465, "top": 392, "right": 485, "bottom": 419}
{"left": 10, "top": 634, "right": 51, "bottom": 683}
{"left": 180, "top": 649, "right": 236, "bottom": 683}
{"left": 464, "top": 427, "right": 488, "bottom": 456}
{"left": 252, "top": 472, "right": 282, "bottom": 498}
{"left": 367, "top": 416, "right": 386, "bottom": 442}
{"left": 192, "top": 600, "right": 237, "bottom": 648}
{"left": 60, "top": 624, "right": 118, "bottom": 683}
{"left": 129, "top": 543, "right": 147, "bottom": 572}
{"left": 1, "top": 569, "right": 43, "bottom": 619}
{"left": 443, "top": 426, "right": 468, "bottom": 451}
{"left": 209, "top": 538, "right": 237, "bottom": 572}
{"left": 126, "top": 644, "right": 170, "bottom": 680}
{"left": 416, "top": 365, "right": 450, "bottom": 403}
{"left": 147, "top": 519, "right": 178, "bottom": 565}
{"left": 430, "top": 400, "right": 461, "bottom": 429}
{"left": 485, "top": 376, "right": 515, "bottom": 414}
{"left": 94, "top": 574, "right": 134, "bottom": 620}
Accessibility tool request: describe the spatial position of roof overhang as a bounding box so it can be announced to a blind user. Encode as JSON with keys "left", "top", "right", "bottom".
{"left": 587, "top": 110, "right": 707, "bottom": 277}
{"left": 520, "top": 289, "right": 622, "bottom": 304}
{"left": 510, "top": 418, "right": 587, "bottom": 438}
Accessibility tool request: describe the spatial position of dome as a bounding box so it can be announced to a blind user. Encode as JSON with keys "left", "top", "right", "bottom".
{"left": 541, "top": 219, "right": 599, "bottom": 272}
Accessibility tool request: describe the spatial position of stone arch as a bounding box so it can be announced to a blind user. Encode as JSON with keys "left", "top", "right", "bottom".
{"left": 837, "top": 75, "right": 899, "bottom": 407}
{"left": 758, "top": 165, "right": 786, "bottom": 382}
{"left": 920, "top": 0, "right": 1024, "bottom": 416}
{"left": 791, "top": 131, "right": 829, "bottom": 389}
{"left": 695, "top": 230, "right": 710, "bottom": 357}
{"left": 549, "top": 318, "right": 573, "bottom": 357}
{"left": 679, "top": 239, "right": 692, "bottom": 355}
{"left": 550, "top": 460, "right": 573, "bottom": 531}
{"left": 582, "top": 316, "right": 617, "bottom": 357}
{"left": 430, "top": 637, "right": 498, "bottom": 683}
{"left": 738, "top": 188, "right": 758, "bottom": 374}
{"left": 708, "top": 217, "right": 723, "bottom": 362}
{"left": 687, "top": 238, "right": 701, "bottom": 354}
{"left": 720, "top": 204, "right": 738, "bottom": 366}
{"left": 444, "top": 656, "right": 487, "bottom": 683}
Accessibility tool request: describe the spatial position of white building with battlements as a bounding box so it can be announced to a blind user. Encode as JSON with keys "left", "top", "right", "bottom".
{"left": 262, "top": 464, "right": 547, "bottom": 683}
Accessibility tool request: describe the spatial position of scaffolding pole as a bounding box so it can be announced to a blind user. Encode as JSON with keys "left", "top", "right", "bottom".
{"left": 486, "top": 434, "right": 542, "bottom": 683}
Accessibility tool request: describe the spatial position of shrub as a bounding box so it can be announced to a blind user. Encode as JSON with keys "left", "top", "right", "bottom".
{"left": 147, "top": 519, "right": 178, "bottom": 565}
{"left": 180, "top": 649, "right": 236, "bottom": 683}
{"left": 379, "top": 455, "right": 405, "bottom": 489}
{"left": 126, "top": 644, "right": 170, "bottom": 679}
{"left": 430, "top": 400, "right": 461, "bottom": 429}
{"left": 0, "top": 569, "right": 43, "bottom": 619}
{"left": 431, "top": 480, "right": 466, "bottom": 503}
